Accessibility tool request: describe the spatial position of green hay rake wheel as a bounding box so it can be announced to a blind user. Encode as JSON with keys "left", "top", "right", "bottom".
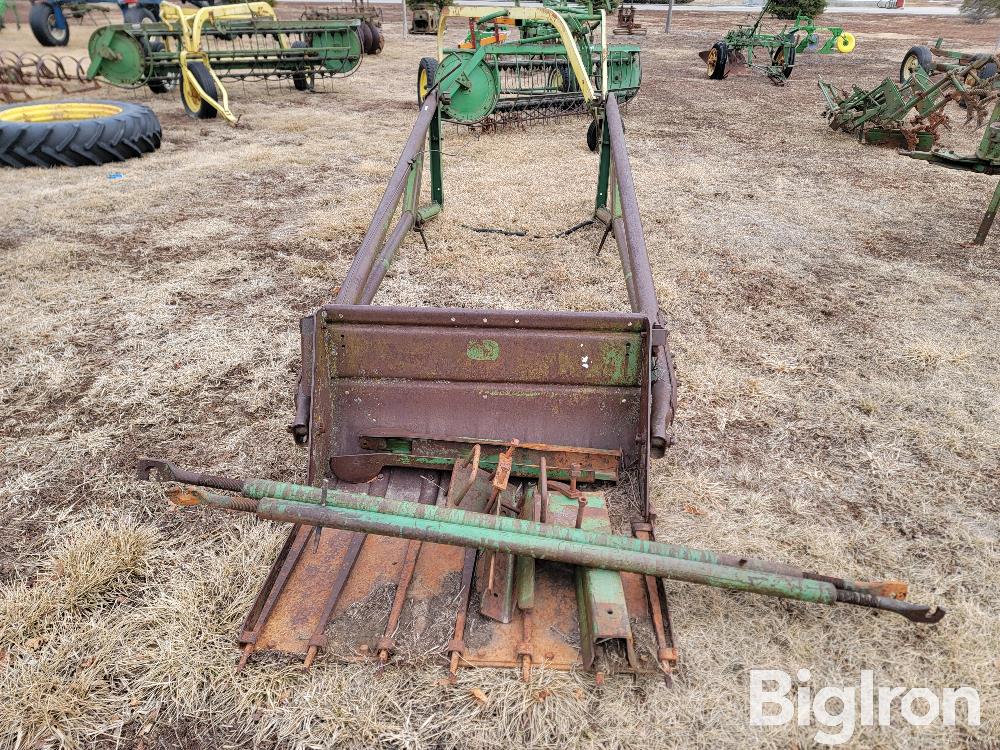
{"left": 437, "top": 52, "right": 499, "bottom": 124}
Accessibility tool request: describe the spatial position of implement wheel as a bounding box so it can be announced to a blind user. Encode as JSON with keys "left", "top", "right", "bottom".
{"left": 706, "top": 41, "right": 727, "bottom": 80}
{"left": 835, "top": 32, "right": 855, "bottom": 54}
{"left": 29, "top": 2, "right": 69, "bottom": 47}
{"left": 361, "top": 22, "right": 383, "bottom": 54}
{"left": 146, "top": 41, "right": 176, "bottom": 94}
{"left": 0, "top": 100, "right": 161, "bottom": 168}
{"left": 417, "top": 56, "right": 437, "bottom": 104}
{"left": 291, "top": 40, "right": 313, "bottom": 92}
{"left": 900, "top": 45, "right": 932, "bottom": 82}
{"left": 180, "top": 61, "right": 218, "bottom": 120}
{"left": 772, "top": 43, "right": 795, "bottom": 80}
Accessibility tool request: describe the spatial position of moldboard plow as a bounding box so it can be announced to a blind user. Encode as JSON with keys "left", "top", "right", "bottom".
{"left": 139, "top": 81, "right": 944, "bottom": 681}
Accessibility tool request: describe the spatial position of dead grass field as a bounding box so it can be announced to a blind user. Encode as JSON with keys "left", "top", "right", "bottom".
{"left": 1, "top": 3, "right": 999, "bottom": 748}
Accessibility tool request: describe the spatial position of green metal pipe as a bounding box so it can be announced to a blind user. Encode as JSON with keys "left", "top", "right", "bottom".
{"left": 239, "top": 478, "right": 860, "bottom": 595}
{"left": 192, "top": 489, "right": 837, "bottom": 604}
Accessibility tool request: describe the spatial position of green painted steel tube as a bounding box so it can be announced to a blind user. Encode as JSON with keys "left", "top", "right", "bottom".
{"left": 198, "top": 490, "right": 837, "bottom": 604}
{"left": 240, "top": 479, "right": 831, "bottom": 587}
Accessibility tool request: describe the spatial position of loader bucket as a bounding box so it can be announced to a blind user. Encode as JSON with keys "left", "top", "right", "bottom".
{"left": 239, "top": 303, "right": 678, "bottom": 676}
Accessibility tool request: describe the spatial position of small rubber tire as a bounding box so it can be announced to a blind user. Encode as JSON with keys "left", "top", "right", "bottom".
{"left": 587, "top": 117, "right": 623, "bottom": 153}
{"left": 707, "top": 41, "right": 727, "bottom": 80}
{"left": 835, "top": 31, "right": 855, "bottom": 54}
{"left": 366, "top": 23, "right": 384, "bottom": 55}
{"left": 900, "top": 45, "right": 933, "bottom": 83}
{"left": 146, "top": 41, "right": 176, "bottom": 94}
{"left": 180, "top": 61, "right": 218, "bottom": 120}
{"left": 29, "top": 2, "right": 69, "bottom": 47}
{"left": 291, "top": 40, "right": 312, "bottom": 92}
{"left": 772, "top": 42, "right": 796, "bottom": 80}
{"left": 417, "top": 56, "right": 438, "bottom": 104}
{"left": 0, "top": 100, "right": 161, "bottom": 169}
{"left": 122, "top": 6, "right": 155, "bottom": 24}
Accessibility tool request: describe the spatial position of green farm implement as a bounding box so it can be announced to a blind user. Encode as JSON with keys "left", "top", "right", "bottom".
{"left": 821, "top": 53, "right": 1000, "bottom": 243}
{"left": 86, "top": 1, "right": 365, "bottom": 123}
{"left": 701, "top": 0, "right": 855, "bottom": 85}
{"left": 819, "top": 53, "right": 998, "bottom": 150}
{"left": 416, "top": 0, "right": 640, "bottom": 145}
{"left": 137, "top": 36, "right": 943, "bottom": 679}
{"left": 900, "top": 38, "right": 999, "bottom": 86}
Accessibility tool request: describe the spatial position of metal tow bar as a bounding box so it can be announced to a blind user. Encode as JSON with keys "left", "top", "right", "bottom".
{"left": 137, "top": 458, "right": 945, "bottom": 625}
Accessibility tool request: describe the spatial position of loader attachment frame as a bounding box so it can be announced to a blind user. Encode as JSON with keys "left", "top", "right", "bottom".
{"left": 237, "top": 91, "right": 681, "bottom": 679}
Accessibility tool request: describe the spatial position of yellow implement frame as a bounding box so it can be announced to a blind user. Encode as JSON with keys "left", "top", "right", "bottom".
{"left": 160, "top": 1, "right": 283, "bottom": 124}
{"left": 437, "top": 4, "right": 599, "bottom": 105}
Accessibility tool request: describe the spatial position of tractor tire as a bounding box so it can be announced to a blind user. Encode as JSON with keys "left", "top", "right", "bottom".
{"left": 366, "top": 23, "right": 384, "bottom": 55}
{"left": 707, "top": 41, "right": 727, "bottom": 80}
{"left": 900, "top": 45, "right": 933, "bottom": 83}
{"left": 291, "top": 40, "right": 312, "bottom": 92}
{"left": 357, "top": 22, "right": 372, "bottom": 55}
{"left": 122, "top": 6, "right": 155, "bottom": 24}
{"left": 29, "top": 2, "right": 69, "bottom": 47}
{"left": 146, "top": 42, "right": 175, "bottom": 94}
{"left": 180, "top": 61, "right": 218, "bottom": 120}
{"left": 417, "top": 56, "right": 438, "bottom": 104}
{"left": 0, "top": 100, "right": 161, "bottom": 169}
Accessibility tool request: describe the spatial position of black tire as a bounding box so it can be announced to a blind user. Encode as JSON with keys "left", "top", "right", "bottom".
{"left": 547, "top": 62, "right": 580, "bottom": 93}
{"left": 417, "top": 56, "right": 438, "bottom": 104}
{"left": 122, "top": 6, "right": 155, "bottom": 24}
{"left": 357, "top": 22, "right": 372, "bottom": 55}
{"left": 291, "top": 40, "right": 312, "bottom": 92}
{"left": 981, "top": 61, "right": 998, "bottom": 80}
{"left": 366, "top": 23, "right": 384, "bottom": 55}
{"left": 0, "top": 100, "right": 161, "bottom": 169}
{"left": 707, "top": 41, "right": 727, "bottom": 80}
{"left": 179, "top": 61, "right": 218, "bottom": 119}
{"left": 772, "top": 42, "right": 795, "bottom": 80}
{"left": 587, "top": 118, "right": 599, "bottom": 153}
{"left": 900, "top": 45, "right": 933, "bottom": 83}
{"left": 146, "top": 41, "right": 175, "bottom": 94}
{"left": 29, "top": 2, "right": 69, "bottom": 47}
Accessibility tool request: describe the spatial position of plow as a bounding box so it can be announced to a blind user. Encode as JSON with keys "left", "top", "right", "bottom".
{"left": 86, "top": 1, "right": 366, "bottom": 123}
{"left": 700, "top": 0, "right": 855, "bottom": 84}
{"left": 417, "top": 0, "right": 640, "bottom": 144}
{"left": 136, "top": 17, "right": 944, "bottom": 678}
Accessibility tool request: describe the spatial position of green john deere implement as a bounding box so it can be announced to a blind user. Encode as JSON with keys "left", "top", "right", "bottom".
{"left": 86, "top": 1, "right": 365, "bottom": 123}
{"left": 819, "top": 53, "right": 998, "bottom": 150}
{"left": 700, "top": 0, "right": 855, "bottom": 85}
{"left": 900, "top": 38, "right": 999, "bottom": 86}
{"left": 820, "top": 52, "right": 1000, "bottom": 243}
{"left": 416, "top": 0, "right": 640, "bottom": 147}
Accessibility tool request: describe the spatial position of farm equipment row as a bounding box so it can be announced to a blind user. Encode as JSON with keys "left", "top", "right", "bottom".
{"left": 417, "top": 0, "right": 639, "bottom": 138}
{"left": 701, "top": 0, "right": 854, "bottom": 84}
{"left": 86, "top": 1, "right": 369, "bottom": 123}
{"left": 0, "top": 49, "right": 98, "bottom": 101}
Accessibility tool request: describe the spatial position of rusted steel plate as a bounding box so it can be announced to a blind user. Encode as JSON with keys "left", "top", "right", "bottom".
{"left": 330, "top": 324, "right": 644, "bottom": 387}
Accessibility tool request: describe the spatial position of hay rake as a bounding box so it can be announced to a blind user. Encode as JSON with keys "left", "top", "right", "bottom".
{"left": 138, "top": 44, "right": 944, "bottom": 681}
{"left": 0, "top": 50, "right": 99, "bottom": 102}
{"left": 416, "top": 0, "right": 640, "bottom": 145}
{"left": 86, "top": 1, "right": 364, "bottom": 123}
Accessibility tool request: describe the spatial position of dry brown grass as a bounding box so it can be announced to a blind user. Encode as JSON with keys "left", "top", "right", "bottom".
{"left": 1, "top": 3, "right": 999, "bottom": 748}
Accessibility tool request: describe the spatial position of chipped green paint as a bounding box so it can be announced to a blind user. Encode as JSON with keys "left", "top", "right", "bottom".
{"left": 467, "top": 339, "right": 500, "bottom": 361}
{"left": 599, "top": 338, "right": 641, "bottom": 385}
